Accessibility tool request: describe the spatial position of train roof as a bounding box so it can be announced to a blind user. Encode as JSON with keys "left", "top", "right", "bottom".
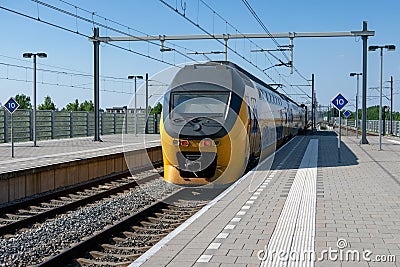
{"left": 211, "top": 61, "right": 302, "bottom": 107}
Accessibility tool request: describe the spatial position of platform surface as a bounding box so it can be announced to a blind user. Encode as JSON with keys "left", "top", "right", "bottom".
{"left": 0, "top": 134, "right": 160, "bottom": 174}
{"left": 134, "top": 132, "right": 400, "bottom": 267}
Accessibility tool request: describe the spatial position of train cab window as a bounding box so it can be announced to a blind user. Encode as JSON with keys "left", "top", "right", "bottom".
{"left": 171, "top": 92, "right": 230, "bottom": 118}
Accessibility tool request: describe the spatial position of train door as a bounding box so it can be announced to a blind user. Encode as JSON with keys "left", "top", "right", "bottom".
{"left": 250, "top": 97, "right": 260, "bottom": 160}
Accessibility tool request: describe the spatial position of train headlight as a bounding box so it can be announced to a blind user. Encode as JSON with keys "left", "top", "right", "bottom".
{"left": 173, "top": 139, "right": 179, "bottom": 146}
{"left": 180, "top": 140, "right": 190, "bottom": 147}
{"left": 203, "top": 139, "right": 212, "bottom": 147}
{"left": 201, "top": 138, "right": 218, "bottom": 147}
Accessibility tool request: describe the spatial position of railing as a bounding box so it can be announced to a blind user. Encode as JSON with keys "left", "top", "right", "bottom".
{"left": 331, "top": 117, "right": 400, "bottom": 137}
{"left": 0, "top": 109, "right": 160, "bottom": 143}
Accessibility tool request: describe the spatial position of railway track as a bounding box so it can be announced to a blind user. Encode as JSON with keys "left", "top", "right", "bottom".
{"left": 0, "top": 174, "right": 181, "bottom": 266}
{"left": 0, "top": 164, "right": 162, "bottom": 236}
{"left": 37, "top": 188, "right": 221, "bottom": 267}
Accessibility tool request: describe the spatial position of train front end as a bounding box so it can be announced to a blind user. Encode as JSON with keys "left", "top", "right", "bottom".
{"left": 161, "top": 63, "right": 249, "bottom": 186}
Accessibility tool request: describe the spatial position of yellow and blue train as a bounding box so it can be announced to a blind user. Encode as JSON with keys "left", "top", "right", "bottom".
{"left": 160, "top": 61, "right": 305, "bottom": 185}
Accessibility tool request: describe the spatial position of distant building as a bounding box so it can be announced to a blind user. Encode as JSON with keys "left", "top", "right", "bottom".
{"left": 105, "top": 106, "right": 147, "bottom": 114}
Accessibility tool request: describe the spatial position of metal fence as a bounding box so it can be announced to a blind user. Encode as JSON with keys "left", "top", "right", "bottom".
{"left": 332, "top": 118, "right": 400, "bottom": 137}
{"left": 0, "top": 109, "right": 160, "bottom": 143}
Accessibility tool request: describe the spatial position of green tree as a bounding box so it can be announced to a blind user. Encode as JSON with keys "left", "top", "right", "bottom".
{"left": 150, "top": 102, "right": 162, "bottom": 115}
{"left": 344, "top": 106, "right": 400, "bottom": 121}
{"left": 38, "top": 95, "right": 57, "bottom": 110}
{"left": 64, "top": 99, "right": 79, "bottom": 111}
{"left": 14, "top": 94, "right": 32, "bottom": 109}
{"left": 79, "top": 100, "right": 94, "bottom": 112}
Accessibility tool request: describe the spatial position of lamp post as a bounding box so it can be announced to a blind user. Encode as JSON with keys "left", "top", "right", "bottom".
{"left": 383, "top": 106, "right": 388, "bottom": 136}
{"left": 128, "top": 75, "right": 143, "bottom": 136}
{"left": 350, "top": 72, "right": 362, "bottom": 138}
{"left": 368, "top": 45, "right": 396, "bottom": 151}
{"left": 23, "top": 52, "right": 47, "bottom": 147}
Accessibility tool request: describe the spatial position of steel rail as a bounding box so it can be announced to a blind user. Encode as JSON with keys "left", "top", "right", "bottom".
{"left": 0, "top": 165, "right": 161, "bottom": 236}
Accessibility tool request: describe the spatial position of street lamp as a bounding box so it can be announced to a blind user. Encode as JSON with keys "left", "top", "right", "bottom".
{"left": 383, "top": 106, "right": 388, "bottom": 136}
{"left": 368, "top": 44, "right": 396, "bottom": 150}
{"left": 128, "top": 75, "right": 143, "bottom": 136}
{"left": 350, "top": 72, "right": 362, "bottom": 138}
{"left": 23, "top": 52, "right": 47, "bottom": 147}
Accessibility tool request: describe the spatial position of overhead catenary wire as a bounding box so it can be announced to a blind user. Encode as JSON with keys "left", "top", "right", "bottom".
{"left": 0, "top": 61, "right": 138, "bottom": 83}
{"left": 240, "top": 0, "right": 311, "bottom": 85}
{"left": 159, "top": 0, "right": 279, "bottom": 84}
{"left": 163, "top": 0, "right": 310, "bottom": 102}
{"left": 33, "top": 0, "right": 200, "bottom": 64}
{"left": 0, "top": 3, "right": 197, "bottom": 70}
{"left": 0, "top": 76, "right": 135, "bottom": 95}
{"left": 1, "top": 1, "right": 311, "bottom": 103}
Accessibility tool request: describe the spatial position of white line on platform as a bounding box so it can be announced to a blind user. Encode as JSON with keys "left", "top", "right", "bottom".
{"left": 224, "top": 224, "right": 236, "bottom": 230}
{"left": 261, "top": 139, "right": 319, "bottom": 267}
{"left": 231, "top": 217, "right": 241, "bottom": 222}
{"left": 196, "top": 255, "right": 213, "bottom": 263}
{"left": 207, "top": 242, "right": 221, "bottom": 250}
{"left": 130, "top": 136, "right": 300, "bottom": 266}
{"left": 216, "top": 232, "right": 229, "bottom": 239}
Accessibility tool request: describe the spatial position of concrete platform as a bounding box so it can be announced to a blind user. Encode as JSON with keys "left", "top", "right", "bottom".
{"left": 132, "top": 132, "right": 400, "bottom": 267}
{"left": 0, "top": 134, "right": 160, "bottom": 173}
{"left": 0, "top": 134, "right": 161, "bottom": 204}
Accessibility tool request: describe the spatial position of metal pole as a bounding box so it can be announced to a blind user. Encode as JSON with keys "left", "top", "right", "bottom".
{"left": 361, "top": 21, "right": 369, "bottom": 144}
{"left": 51, "top": 110, "right": 55, "bottom": 139}
{"left": 33, "top": 54, "right": 37, "bottom": 147}
{"left": 134, "top": 76, "right": 137, "bottom": 136}
{"left": 383, "top": 108, "right": 386, "bottom": 136}
{"left": 311, "top": 74, "right": 315, "bottom": 132}
{"left": 93, "top": 27, "right": 102, "bottom": 142}
{"left": 86, "top": 112, "right": 89, "bottom": 136}
{"left": 223, "top": 36, "right": 228, "bottom": 61}
{"left": 124, "top": 106, "right": 128, "bottom": 134}
{"left": 11, "top": 113, "right": 14, "bottom": 158}
{"left": 290, "top": 37, "right": 294, "bottom": 74}
{"left": 390, "top": 76, "right": 393, "bottom": 135}
{"left": 145, "top": 73, "right": 149, "bottom": 134}
{"left": 114, "top": 112, "right": 117, "bottom": 134}
{"left": 338, "top": 110, "right": 341, "bottom": 163}
{"left": 70, "top": 112, "right": 74, "bottom": 138}
{"left": 356, "top": 74, "right": 360, "bottom": 138}
{"left": 304, "top": 106, "right": 308, "bottom": 131}
{"left": 4, "top": 110, "right": 8, "bottom": 143}
{"left": 379, "top": 48, "right": 383, "bottom": 151}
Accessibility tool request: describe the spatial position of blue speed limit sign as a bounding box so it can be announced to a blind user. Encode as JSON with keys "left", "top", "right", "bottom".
{"left": 4, "top": 97, "right": 20, "bottom": 114}
{"left": 343, "top": 110, "right": 352, "bottom": 118}
{"left": 332, "top": 93, "right": 348, "bottom": 111}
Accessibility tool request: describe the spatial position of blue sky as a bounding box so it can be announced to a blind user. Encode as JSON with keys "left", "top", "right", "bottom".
{"left": 0, "top": 0, "right": 399, "bottom": 113}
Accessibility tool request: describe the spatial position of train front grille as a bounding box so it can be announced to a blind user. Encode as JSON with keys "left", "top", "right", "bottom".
{"left": 176, "top": 152, "right": 217, "bottom": 178}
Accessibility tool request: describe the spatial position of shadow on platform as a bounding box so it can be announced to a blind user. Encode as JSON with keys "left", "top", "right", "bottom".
{"left": 254, "top": 131, "right": 359, "bottom": 175}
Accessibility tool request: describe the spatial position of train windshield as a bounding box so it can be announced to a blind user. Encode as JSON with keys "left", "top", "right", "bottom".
{"left": 171, "top": 92, "right": 230, "bottom": 118}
